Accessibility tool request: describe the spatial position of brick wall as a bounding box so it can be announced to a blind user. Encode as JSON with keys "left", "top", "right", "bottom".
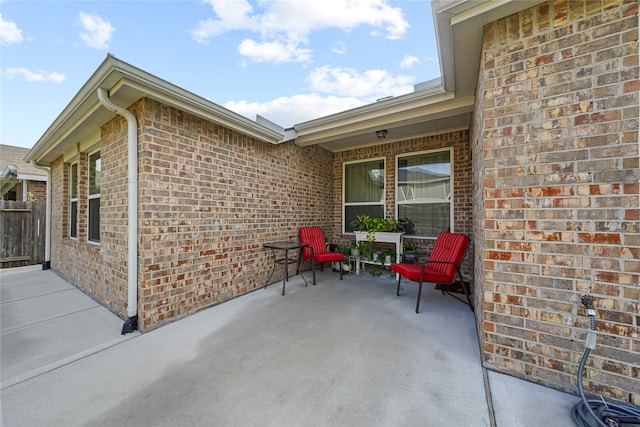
{"left": 10, "top": 180, "right": 47, "bottom": 202}
{"left": 49, "top": 97, "right": 334, "bottom": 331}
{"left": 28, "top": 181, "right": 47, "bottom": 202}
{"left": 50, "top": 142, "right": 124, "bottom": 315}
{"left": 331, "top": 131, "right": 473, "bottom": 276}
{"left": 474, "top": 0, "right": 639, "bottom": 402}
{"left": 136, "top": 98, "right": 333, "bottom": 330}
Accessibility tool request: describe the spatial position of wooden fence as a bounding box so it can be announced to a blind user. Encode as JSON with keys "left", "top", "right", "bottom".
{"left": 0, "top": 201, "right": 46, "bottom": 268}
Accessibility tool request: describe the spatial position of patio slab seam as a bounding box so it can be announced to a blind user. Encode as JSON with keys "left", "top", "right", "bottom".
{"left": 483, "top": 366, "right": 498, "bottom": 427}
{"left": 1, "top": 330, "right": 140, "bottom": 390}
{"left": 0, "top": 287, "right": 77, "bottom": 304}
{"left": 1, "top": 304, "right": 101, "bottom": 336}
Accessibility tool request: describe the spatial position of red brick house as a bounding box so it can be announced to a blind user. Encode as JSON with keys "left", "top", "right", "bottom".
{"left": 25, "top": 0, "right": 638, "bottom": 405}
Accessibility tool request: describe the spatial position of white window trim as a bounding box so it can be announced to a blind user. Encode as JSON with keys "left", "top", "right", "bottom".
{"left": 395, "top": 147, "right": 454, "bottom": 239}
{"left": 342, "top": 157, "right": 386, "bottom": 234}
{"left": 87, "top": 149, "right": 100, "bottom": 244}
{"left": 69, "top": 162, "right": 78, "bottom": 240}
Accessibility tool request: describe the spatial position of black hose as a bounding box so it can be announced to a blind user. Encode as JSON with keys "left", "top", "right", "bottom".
{"left": 571, "top": 295, "right": 640, "bottom": 427}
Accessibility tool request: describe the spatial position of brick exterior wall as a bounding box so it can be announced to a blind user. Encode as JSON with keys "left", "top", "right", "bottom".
{"left": 50, "top": 113, "right": 471, "bottom": 330}
{"left": 29, "top": 181, "right": 47, "bottom": 202}
{"left": 51, "top": 149, "right": 114, "bottom": 313}
{"left": 135, "top": 98, "right": 333, "bottom": 329}
{"left": 50, "top": 97, "right": 334, "bottom": 331}
{"left": 9, "top": 180, "right": 46, "bottom": 202}
{"left": 331, "top": 131, "right": 473, "bottom": 277}
{"left": 473, "top": 0, "right": 639, "bottom": 402}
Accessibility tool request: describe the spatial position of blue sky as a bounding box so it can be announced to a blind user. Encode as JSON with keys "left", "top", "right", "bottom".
{"left": 1, "top": 0, "right": 440, "bottom": 149}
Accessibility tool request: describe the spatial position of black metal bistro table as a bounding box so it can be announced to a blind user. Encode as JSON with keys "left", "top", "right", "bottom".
{"left": 263, "top": 241, "right": 310, "bottom": 295}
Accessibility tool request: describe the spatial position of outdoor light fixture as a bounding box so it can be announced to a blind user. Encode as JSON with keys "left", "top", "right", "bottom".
{"left": 376, "top": 129, "right": 388, "bottom": 139}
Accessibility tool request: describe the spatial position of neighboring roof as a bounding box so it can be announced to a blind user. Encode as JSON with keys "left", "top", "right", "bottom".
{"left": 0, "top": 144, "right": 47, "bottom": 196}
{"left": 0, "top": 145, "right": 46, "bottom": 177}
{"left": 25, "top": 55, "right": 285, "bottom": 166}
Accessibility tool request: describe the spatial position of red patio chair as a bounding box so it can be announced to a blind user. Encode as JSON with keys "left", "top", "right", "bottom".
{"left": 298, "top": 227, "right": 345, "bottom": 284}
{"left": 390, "top": 231, "right": 473, "bottom": 313}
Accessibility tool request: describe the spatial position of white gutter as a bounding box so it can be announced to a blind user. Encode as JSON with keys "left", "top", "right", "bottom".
{"left": 96, "top": 88, "right": 139, "bottom": 334}
{"left": 30, "top": 162, "right": 51, "bottom": 270}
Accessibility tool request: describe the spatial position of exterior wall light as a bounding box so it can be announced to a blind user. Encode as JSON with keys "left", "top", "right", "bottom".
{"left": 376, "top": 129, "right": 388, "bottom": 139}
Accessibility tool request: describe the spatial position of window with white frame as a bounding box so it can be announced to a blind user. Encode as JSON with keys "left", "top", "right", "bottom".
{"left": 343, "top": 158, "right": 385, "bottom": 232}
{"left": 396, "top": 148, "right": 453, "bottom": 238}
{"left": 88, "top": 150, "right": 101, "bottom": 243}
{"left": 69, "top": 162, "right": 78, "bottom": 239}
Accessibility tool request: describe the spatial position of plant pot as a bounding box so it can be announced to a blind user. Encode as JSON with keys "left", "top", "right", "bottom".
{"left": 384, "top": 255, "right": 392, "bottom": 265}
{"left": 351, "top": 249, "right": 360, "bottom": 257}
{"left": 342, "top": 263, "right": 351, "bottom": 272}
{"left": 404, "top": 251, "right": 417, "bottom": 263}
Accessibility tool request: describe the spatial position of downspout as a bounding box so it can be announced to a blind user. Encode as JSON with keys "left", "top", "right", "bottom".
{"left": 30, "top": 162, "right": 51, "bottom": 270}
{"left": 21, "top": 179, "right": 28, "bottom": 201}
{"left": 96, "top": 88, "right": 139, "bottom": 334}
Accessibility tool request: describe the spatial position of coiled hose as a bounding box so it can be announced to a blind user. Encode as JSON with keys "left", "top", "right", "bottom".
{"left": 571, "top": 295, "right": 640, "bottom": 427}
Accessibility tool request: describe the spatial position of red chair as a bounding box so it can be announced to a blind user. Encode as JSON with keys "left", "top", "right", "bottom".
{"left": 390, "top": 232, "right": 473, "bottom": 313}
{"left": 298, "top": 227, "right": 345, "bottom": 284}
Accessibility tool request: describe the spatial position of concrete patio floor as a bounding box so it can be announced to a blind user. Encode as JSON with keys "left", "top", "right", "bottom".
{"left": 1, "top": 265, "right": 578, "bottom": 426}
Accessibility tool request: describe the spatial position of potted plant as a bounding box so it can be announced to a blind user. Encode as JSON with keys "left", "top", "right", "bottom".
{"left": 359, "top": 240, "right": 373, "bottom": 260}
{"left": 350, "top": 214, "right": 369, "bottom": 233}
{"left": 338, "top": 245, "right": 352, "bottom": 272}
{"left": 351, "top": 214, "right": 406, "bottom": 241}
{"left": 351, "top": 215, "right": 406, "bottom": 233}
{"left": 377, "top": 247, "right": 397, "bottom": 266}
{"left": 352, "top": 214, "right": 405, "bottom": 267}
{"left": 349, "top": 240, "right": 361, "bottom": 257}
{"left": 403, "top": 241, "right": 421, "bottom": 263}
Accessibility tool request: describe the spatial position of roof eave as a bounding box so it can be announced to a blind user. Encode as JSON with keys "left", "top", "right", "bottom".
{"left": 26, "top": 54, "right": 284, "bottom": 165}
{"left": 294, "top": 83, "right": 450, "bottom": 133}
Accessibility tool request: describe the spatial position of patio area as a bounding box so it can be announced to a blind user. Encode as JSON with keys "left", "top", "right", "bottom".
{"left": 1, "top": 265, "right": 577, "bottom": 426}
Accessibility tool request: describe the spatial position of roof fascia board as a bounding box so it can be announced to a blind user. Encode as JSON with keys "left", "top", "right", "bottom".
{"left": 449, "top": 0, "right": 510, "bottom": 25}
{"left": 294, "top": 84, "right": 449, "bottom": 132}
{"left": 449, "top": 0, "right": 545, "bottom": 25}
{"left": 432, "top": 2, "right": 457, "bottom": 93}
{"left": 17, "top": 173, "right": 47, "bottom": 181}
{"left": 118, "top": 78, "right": 283, "bottom": 144}
{"left": 106, "top": 56, "right": 283, "bottom": 143}
{"left": 26, "top": 54, "right": 283, "bottom": 163}
{"left": 295, "top": 95, "right": 474, "bottom": 146}
{"left": 25, "top": 55, "right": 119, "bottom": 162}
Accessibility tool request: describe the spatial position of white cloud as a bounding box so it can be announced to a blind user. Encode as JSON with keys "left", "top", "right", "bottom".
{"left": 191, "top": 0, "right": 408, "bottom": 63}
{"left": 2, "top": 67, "right": 66, "bottom": 83}
{"left": 308, "top": 65, "right": 413, "bottom": 99}
{"left": 225, "top": 93, "right": 365, "bottom": 128}
{"left": 190, "top": 0, "right": 256, "bottom": 42}
{"left": 0, "top": 13, "right": 24, "bottom": 46}
{"left": 78, "top": 12, "right": 114, "bottom": 49}
{"left": 332, "top": 41, "right": 347, "bottom": 55}
{"left": 400, "top": 55, "right": 420, "bottom": 69}
{"left": 238, "top": 38, "right": 312, "bottom": 63}
{"left": 224, "top": 62, "right": 416, "bottom": 127}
